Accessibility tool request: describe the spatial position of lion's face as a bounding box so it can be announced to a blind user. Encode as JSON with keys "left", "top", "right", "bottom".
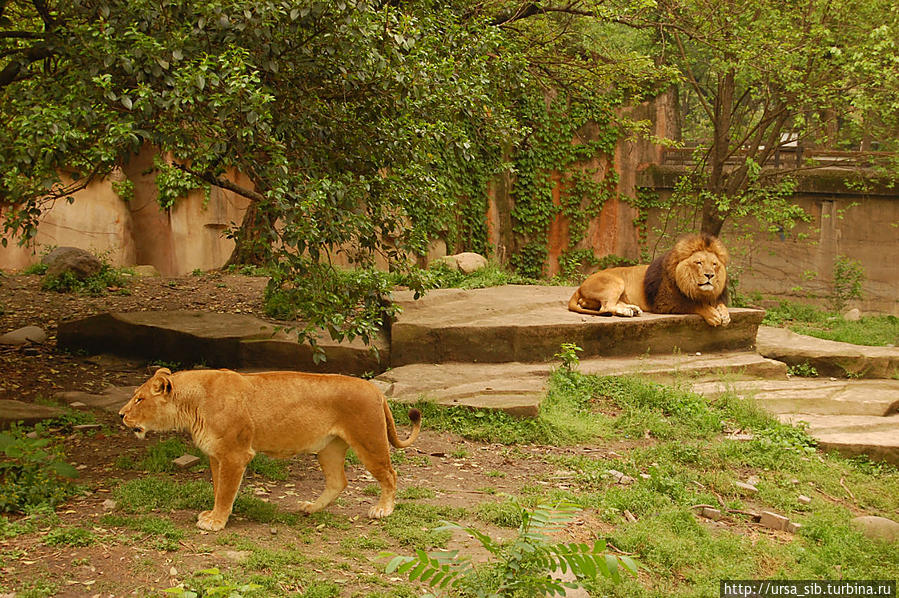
{"left": 674, "top": 249, "right": 727, "bottom": 301}
{"left": 118, "top": 368, "right": 177, "bottom": 439}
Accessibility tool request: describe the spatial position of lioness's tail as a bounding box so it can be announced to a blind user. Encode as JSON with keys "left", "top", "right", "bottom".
{"left": 383, "top": 399, "right": 421, "bottom": 448}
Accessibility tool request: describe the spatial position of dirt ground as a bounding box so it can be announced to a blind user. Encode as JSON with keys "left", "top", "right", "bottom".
{"left": 0, "top": 272, "right": 598, "bottom": 597}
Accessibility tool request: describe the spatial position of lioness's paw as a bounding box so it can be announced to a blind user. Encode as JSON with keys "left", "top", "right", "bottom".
{"left": 368, "top": 503, "right": 394, "bottom": 519}
{"left": 196, "top": 511, "right": 227, "bottom": 531}
{"left": 298, "top": 501, "right": 320, "bottom": 514}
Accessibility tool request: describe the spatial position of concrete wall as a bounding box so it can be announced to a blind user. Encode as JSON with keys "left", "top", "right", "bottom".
{"left": 0, "top": 147, "right": 251, "bottom": 276}
{"left": 639, "top": 168, "right": 899, "bottom": 315}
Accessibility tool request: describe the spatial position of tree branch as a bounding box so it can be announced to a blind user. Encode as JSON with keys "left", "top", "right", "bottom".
{"left": 171, "top": 162, "right": 266, "bottom": 203}
{"left": 0, "top": 43, "right": 52, "bottom": 89}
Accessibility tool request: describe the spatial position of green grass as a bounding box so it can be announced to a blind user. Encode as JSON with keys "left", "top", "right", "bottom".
{"left": 100, "top": 514, "right": 185, "bottom": 551}
{"left": 763, "top": 300, "right": 899, "bottom": 346}
{"left": 43, "top": 525, "right": 98, "bottom": 547}
{"left": 375, "top": 502, "right": 466, "bottom": 549}
{"left": 117, "top": 437, "right": 207, "bottom": 472}
{"left": 423, "top": 261, "right": 541, "bottom": 290}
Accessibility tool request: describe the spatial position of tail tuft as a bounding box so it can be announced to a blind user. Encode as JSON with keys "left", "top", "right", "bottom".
{"left": 408, "top": 408, "right": 422, "bottom": 425}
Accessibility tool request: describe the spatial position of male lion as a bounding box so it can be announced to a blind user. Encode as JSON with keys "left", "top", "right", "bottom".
{"left": 119, "top": 368, "right": 421, "bottom": 531}
{"left": 568, "top": 233, "right": 731, "bottom": 326}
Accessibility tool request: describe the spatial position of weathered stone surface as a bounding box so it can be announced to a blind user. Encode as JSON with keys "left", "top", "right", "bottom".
{"left": 41, "top": 246, "right": 103, "bottom": 279}
{"left": 760, "top": 511, "right": 789, "bottom": 531}
{"left": 391, "top": 286, "right": 764, "bottom": 365}
{"left": 0, "top": 325, "right": 47, "bottom": 345}
{"left": 374, "top": 362, "right": 546, "bottom": 418}
{"left": 734, "top": 481, "right": 758, "bottom": 494}
{"left": 850, "top": 515, "right": 899, "bottom": 543}
{"left": 173, "top": 454, "right": 201, "bottom": 468}
{"left": 56, "top": 385, "right": 136, "bottom": 413}
{"left": 778, "top": 413, "right": 899, "bottom": 465}
{"left": 377, "top": 351, "right": 783, "bottom": 418}
{"left": 757, "top": 326, "right": 899, "bottom": 379}
{"left": 0, "top": 399, "right": 64, "bottom": 429}
{"left": 691, "top": 379, "right": 899, "bottom": 416}
{"left": 58, "top": 311, "right": 387, "bottom": 376}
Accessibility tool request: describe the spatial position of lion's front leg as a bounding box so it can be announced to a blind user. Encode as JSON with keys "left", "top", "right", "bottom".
{"left": 695, "top": 303, "right": 730, "bottom": 327}
{"left": 197, "top": 452, "right": 252, "bottom": 531}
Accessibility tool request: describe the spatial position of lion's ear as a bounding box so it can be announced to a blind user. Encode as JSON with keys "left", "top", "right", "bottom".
{"left": 150, "top": 369, "right": 174, "bottom": 397}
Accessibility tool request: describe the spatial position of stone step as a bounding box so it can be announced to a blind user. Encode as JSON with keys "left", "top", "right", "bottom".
{"left": 691, "top": 379, "right": 899, "bottom": 416}
{"left": 57, "top": 311, "right": 386, "bottom": 377}
{"left": 390, "top": 286, "right": 764, "bottom": 365}
{"left": 757, "top": 326, "right": 899, "bottom": 379}
{"left": 777, "top": 414, "right": 899, "bottom": 465}
{"left": 375, "top": 351, "right": 783, "bottom": 418}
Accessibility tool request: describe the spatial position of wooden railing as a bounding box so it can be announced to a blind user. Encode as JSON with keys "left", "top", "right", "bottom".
{"left": 660, "top": 146, "right": 894, "bottom": 169}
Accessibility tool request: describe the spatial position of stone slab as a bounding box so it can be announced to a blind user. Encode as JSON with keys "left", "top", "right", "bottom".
{"left": 390, "top": 286, "right": 764, "bottom": 365}
{"left": 757, "top": 326, "right": 899, "bottom": 379}
{"left": 375, "top": 351, "right": 781, "bottom": 418}
{"left": 691, "top": 379, "right": 899, "bottom": 416}
{"left": 778, "top": 413, "right": 899, "bottom": 465}
{"left": 0, "top": 399, "right": 64, "bottom": 429}
{"left": 57, "top": 311, "right": 387, "bottom": 376}
{"left": 55, "top": 385, "right": 137, "bottom": 413}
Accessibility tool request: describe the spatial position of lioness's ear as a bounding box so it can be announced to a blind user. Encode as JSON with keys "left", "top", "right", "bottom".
{"left": 150, "top": 368, "right": 173, "bottom": 396}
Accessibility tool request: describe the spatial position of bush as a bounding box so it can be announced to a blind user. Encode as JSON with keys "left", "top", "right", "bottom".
{"left": 41, "top": 263, "right": 132, "bottom": 295}
{"left": 0, "top": 426, "right": 79, "bottom": 513}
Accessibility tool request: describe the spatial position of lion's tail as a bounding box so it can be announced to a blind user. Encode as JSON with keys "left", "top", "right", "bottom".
{"left": 383, "top": 399, "right": 421, "bottom": 449}
{"left": 567, "top": 289, "right": 583, "bottom": 313}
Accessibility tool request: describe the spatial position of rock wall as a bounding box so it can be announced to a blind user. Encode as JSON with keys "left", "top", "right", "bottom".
{"left": 639, "top": 167, "right": 899, "bottom": 315}
{"left": 0, "top": 146, "right": 251, "bottom": 276}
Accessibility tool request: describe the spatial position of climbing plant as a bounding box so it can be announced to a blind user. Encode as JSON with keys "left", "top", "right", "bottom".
{"left": 509, "top": 89, "right": 622, "bottom": 279}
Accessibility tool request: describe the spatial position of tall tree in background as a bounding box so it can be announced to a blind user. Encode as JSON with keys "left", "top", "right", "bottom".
{"left": 645, "top": 0, "right": 899, "bottom": 235}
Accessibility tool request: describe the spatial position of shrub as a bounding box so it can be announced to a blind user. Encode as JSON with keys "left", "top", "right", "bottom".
{"left": 0, "top": 426, "right": 79, "bottom": 512}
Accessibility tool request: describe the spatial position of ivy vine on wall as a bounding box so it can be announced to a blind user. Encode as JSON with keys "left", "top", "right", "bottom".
{"left": 508, "top": 89, "right": 622, "bottom": 279}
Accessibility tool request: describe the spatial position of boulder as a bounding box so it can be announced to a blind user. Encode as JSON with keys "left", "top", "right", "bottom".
{"left": 41, "top": 246, "right": 103, "bottom": 279}
{"left": 438, "top": 252, "right": 488, "bottom": 274}
{"left": 843, "top": 308, "right": 861, "bottom": 322}
{"left": 0, "top": 325, "right": 47, "bottom": 345}
{"left": 850, "top": 515, "right": 899, "bottom": 543}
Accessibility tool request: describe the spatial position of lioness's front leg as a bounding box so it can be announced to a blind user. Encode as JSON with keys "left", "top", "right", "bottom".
{"left": 197, "top": 452, "right": 252, "bottom": 531}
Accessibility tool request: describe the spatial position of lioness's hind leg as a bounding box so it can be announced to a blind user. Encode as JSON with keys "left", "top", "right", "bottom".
{"left": 300, "top": 438, "right": 349, "bottom": 514}
{"left": 350, "top": 436, "right": 397, "bottom": 519}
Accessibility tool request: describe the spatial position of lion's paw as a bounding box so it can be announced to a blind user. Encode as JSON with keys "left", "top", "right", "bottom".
{"left": 614, "top": 304, "right": 642, "bottom": 317}
{"left": 368, "top": 503, "right": 394, "bottom": 519}
{"left": 718, "top": 306, "right": 731, "bottom": 326}
{"left": 196, "top": 511, "right": 227, "bottom": 531}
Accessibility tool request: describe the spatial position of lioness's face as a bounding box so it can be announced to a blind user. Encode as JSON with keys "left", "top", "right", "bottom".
{"left": 119, "top": 368, "right": 175, "bottom": 440}
{"left": 675, "top": 250, "right": 726, "bottom": 300}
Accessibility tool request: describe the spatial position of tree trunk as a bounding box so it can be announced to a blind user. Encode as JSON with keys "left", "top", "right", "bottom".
{"left": 224, "top": 201, "right": 273, "bottom": 267}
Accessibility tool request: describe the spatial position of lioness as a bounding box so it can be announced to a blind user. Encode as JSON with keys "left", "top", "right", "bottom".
{"left": 119, "top": 367, "right": 421, "bottom": 531}
{"left": 568, "top": 233, "right": 730, "bottom": 326}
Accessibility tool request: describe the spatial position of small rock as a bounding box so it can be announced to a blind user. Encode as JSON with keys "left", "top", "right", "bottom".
{"left": 74, "top": 424, "right": 102, "bottom": 431}
{"left": 623, "top": 510, "right": 637, "bottom": 523}
{"left": 172, "top": 454, "right": 201, "bottom": 468}
{"left": 618, "top": 475, "right": 636, "bottom": 485}
{"left": 639, "top": 473, "right": 652, "bottom": 480}
{"left": 0, "top": 325, "right": 48, "bottom": 345}
{"left": 701, "top": 507, "right": 722, "bottom": 521}
{"left": 760, "top": 511, "right": 789, "bottom": 531}
{"left": 843, "top": 308, "right": 861, "bottom": 322}
{"left": 70, "top": 401, "right": 88, "bottom": 409}
{"left": 734, "top": 481, "right": 758, "bottom": 494}
{"left": 26, "top": 431, "right": 39, "bottom": 439}
{"left": 102, "top": 499, "right": 117, "bottom": 511}
{"left": 786, "top": 521, "right": 802, "bottom": 534}
{"left": 223, "top": 550, "right": 251, "bottom": 562}
{"left": 850, "top": 516, "right": 899, "bottom": 543}
{"left": 797, "top": 495, "right": 812, "bottom": 505}
{"left": 747, "top": 475, "right": 760, "bottom": 486}
{"left": 270, "top": 527, "right": 278, "bottom": 535}
{"left": 169, "top": 567, "right": 178, "bottom": 577}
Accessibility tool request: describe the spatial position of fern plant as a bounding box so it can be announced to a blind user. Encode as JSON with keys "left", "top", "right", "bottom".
{"left": 382, "top": 502, "right": 637, "bottom": 597}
